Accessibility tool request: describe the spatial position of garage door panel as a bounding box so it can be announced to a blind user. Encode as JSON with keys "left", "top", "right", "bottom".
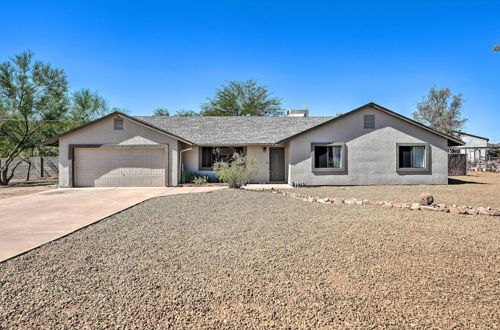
{"left": 74, "top": 148, "right": 166, "bottom": 187}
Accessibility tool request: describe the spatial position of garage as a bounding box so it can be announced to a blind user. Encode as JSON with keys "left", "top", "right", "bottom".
{"left": 74, "top": 147, "right": 167, "bottom": 187}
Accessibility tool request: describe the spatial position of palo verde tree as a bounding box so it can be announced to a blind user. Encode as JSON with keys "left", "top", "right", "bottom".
{"left": 174, "top": 109, "right": 200, "bottom": 116}
{"left": 412, "top": 86, "right": 467, "bottom": 136}
{"left": 69, "top": 88, "right": 109, "bottom": 125}
{"left": 201, "top": 80, "right": 284, "bottom": 116}
{"left": 153, "top": 108, "right": 170, "bottom": 117}
{"left": 0, "top": 51, "right": 69, "bottom": 185}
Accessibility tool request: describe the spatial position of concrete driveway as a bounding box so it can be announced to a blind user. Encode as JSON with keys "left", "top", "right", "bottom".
{"left": 0, "top": 186, "right": 223, "bottom": 262}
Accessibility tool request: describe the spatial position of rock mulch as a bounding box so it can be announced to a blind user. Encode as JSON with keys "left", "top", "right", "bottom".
{"left": 293, "top": 172, "right": 500, "bottom": 209}
{"left": 270, "top": 188, "right": 500, "bottom": 216}
{"left": 0, "top": 190, "right": 498, "bottom": 328}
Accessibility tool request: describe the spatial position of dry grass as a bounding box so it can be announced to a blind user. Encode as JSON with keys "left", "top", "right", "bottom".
{"left": 0, "top": 189, "right": 498, "bottom": 328}
{"left": 294, "top": 172, "right": 500, "bottom": 208}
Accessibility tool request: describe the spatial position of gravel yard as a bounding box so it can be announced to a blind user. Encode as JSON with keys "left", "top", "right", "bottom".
{"left": 0, "top": 178, "right": 57, "bottom": 200}
{"left": 294, "top": 172, "right": 500, "bottom": 208}
{"left": 0, "top": 189, "right": 498, "bottom": 328}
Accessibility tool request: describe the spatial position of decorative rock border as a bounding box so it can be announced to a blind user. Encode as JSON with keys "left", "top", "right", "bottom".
{"left": 269, "top": 188, "right": 500, "bottom": 217}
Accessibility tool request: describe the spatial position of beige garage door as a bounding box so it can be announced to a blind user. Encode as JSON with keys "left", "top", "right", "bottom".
{"left": 74, "top": 148, "right": 166, "bottom": 187}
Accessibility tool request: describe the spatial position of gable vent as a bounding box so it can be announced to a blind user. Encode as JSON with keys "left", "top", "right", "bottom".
{"left": 114, "top": 118, "right": 124, "bottom": 130}
{"left": 364, "top": 114, "right": 375, "bottom": 129}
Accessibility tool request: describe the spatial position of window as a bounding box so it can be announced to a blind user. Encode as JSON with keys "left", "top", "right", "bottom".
{"left": 114, "top": 118, "right": 124, "bottom": 130}
{"left": 312, "top": 143, "right": 345, "bottom": 171}
{"left": 200, "top": 146, "right": 245, "bottom": 170}
{"left": 397, "top": 144, "right": 429, "bottom": 171}
{"left": 364, "top": 114, "right": 375, "bottom": 129}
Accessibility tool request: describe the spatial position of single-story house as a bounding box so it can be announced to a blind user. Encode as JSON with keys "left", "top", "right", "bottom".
{"left": 451, "top": 131, "right": 489, "bottom": 164}
{"left": 42, "top": 102, "right": 464, "bottom": 187}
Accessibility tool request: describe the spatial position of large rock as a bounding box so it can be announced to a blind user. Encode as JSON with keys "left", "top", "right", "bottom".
{"left": 419, "top": 193, "right": 434, "bottom": 206}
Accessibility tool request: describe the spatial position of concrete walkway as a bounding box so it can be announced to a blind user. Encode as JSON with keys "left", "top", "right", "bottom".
{"left": 0, "top": 186, "right": 223, "bottom": 262}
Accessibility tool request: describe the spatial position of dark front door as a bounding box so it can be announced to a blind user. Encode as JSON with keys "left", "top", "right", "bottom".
{"left": 269, "top": 147, "right": 285, "bottom": 182}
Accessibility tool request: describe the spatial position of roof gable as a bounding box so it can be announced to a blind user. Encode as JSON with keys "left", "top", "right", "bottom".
{"left": 277, "top": 102, "right": 465, "bottom": 146}
{"left": 41, "top": 111, "right": 194, "bottom": 146}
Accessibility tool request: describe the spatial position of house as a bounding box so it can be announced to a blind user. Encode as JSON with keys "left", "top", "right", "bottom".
{"left": 41, "top": 102, "right": 464, "bottom": 187}
{"left": 452, "top": 131, "right": 489, "bottom": 164}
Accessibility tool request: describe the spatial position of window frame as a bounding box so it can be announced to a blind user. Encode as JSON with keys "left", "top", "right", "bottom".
{"left": 311, "top": 142, "right": 346, "bottom": 172}
{"left": 198, "top": 146, "right": 247, "bottom": 171}
{"left": 396, "top": 143, "right": 430, "bottom": 172}
{"left": 363, "top": 114, "right": 375, "bottom": 129}
{"left": 113, "top": 118, "right": 124, "bottom": 130}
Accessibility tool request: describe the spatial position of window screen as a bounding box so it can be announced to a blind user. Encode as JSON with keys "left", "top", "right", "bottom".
{"left": 364, "top": 115, "right": 375, "bottom": 129}
{"left": 314, "top": 145, "right": 342, "bottom": 169}
{"left": 398, "top": 145, "right": 426, "bottom": 168}
{"left": 201, "top": 147, "right": 246, "bottom": 169}
{"left": 201, "top": 147, "right": 213, "bottom": 168}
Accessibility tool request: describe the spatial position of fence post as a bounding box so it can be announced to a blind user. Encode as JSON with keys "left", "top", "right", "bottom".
{"left": 40, "top": 156, "right": 44, "bottom": 177}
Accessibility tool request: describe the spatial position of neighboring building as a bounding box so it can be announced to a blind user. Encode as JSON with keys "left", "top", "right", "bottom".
{"left": 42, "top": 102, "right": 464, "bottom": 187}
{"left": 452, "top": 131, "right": 489, "bottom": 164}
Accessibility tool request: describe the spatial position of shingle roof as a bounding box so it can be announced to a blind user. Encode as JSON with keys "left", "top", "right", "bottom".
{"left": 134, "top": 116, "right": 334, "bottom": 145}
{"left": 41, "top": 102, "right": 464, "bottom": 147}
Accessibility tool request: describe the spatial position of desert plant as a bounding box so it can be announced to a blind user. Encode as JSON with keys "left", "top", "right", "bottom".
{"left": 212, "top": 153, "right": 258, "bottom": 188}
{"left": 192, "top": 175, "right": 209, "bottom": 185}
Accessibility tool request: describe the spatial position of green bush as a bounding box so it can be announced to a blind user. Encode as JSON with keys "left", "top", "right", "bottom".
{"left": 212, "top": 153, "right": 258, "bottom": 188}
{"left": 192, "top": 175, "right": 209, "bottom": 185}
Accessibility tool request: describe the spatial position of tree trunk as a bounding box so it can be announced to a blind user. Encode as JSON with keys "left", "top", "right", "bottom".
{"left": 0, "top": 158, "right": 25, "bottom": 185}
{"left": 26, "top": 159, "right": 32, "bottom": 181}
{"left": 0, "top": 166, "right": 9, "bottom": 185}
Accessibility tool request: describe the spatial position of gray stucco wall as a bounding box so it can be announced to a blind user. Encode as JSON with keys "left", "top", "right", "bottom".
{"left": 58, "top": 115, "right": 179, "bottom": 187}
{"left": 288, "top": 106, "right": 449, "bottom": 185}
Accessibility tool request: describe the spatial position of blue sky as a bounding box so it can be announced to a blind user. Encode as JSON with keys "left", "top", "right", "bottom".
{"left": 1, "top": 0, "right": 499, "bottom": 141}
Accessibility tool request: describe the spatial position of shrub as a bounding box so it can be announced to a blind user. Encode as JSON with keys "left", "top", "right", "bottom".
{"left": 212, "top": 153, "right": 258, "bottom": 188}
{"left": 192, "top": 175, "right": 209, "bottom": 185}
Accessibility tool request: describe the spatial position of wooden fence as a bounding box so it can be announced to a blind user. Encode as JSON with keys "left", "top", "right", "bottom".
{"left": 448, "top": 153, "right": 467, "bottom": 176}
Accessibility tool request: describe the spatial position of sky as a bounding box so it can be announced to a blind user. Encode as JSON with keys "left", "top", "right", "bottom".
{"left": 1, "top": 0, "right": 499, "bottom": 141}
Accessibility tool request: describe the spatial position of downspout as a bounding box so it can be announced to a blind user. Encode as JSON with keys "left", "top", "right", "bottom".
{"left": 179, "top": 147, "right": 193, "bottom": 184}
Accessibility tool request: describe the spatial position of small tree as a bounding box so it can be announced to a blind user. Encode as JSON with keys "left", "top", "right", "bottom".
{"left": 69, "top": 88, "right": 109, "bottom": 124}
{"left": 212, "top": 154, "right": 258, "bottom": 188}
{"left": 174, "top": 109, "right": 200, "bottom": 117}
{"left": 153, "top": 108, "right": 169, "bottom": 117}
{"left": 201, "top": 80, "right": 284, "bottom": 116}
{"left": 0, "top": 51, "right": 68, "bottom": 185}
{"left": 412, "top": 86, "right": 467, "bottom": 136}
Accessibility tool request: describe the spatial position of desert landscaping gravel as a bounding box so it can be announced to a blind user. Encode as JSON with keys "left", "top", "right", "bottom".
{"left": 0, "top": 189, "right": 499, "bottom": 328}
{"left": 0, "top": 178, "right": 57, "bottom": 200}
{"left": 295, "top": 172, "right": 500, "bottom": 208}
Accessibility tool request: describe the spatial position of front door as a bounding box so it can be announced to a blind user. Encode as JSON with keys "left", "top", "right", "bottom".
{"left": 269, "top": 147, "right": 285, "bottom": 182}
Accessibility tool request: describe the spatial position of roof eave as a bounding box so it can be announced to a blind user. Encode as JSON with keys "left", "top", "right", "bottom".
{"left": 453, "top": 130, "right": 489, "bottom": 141}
